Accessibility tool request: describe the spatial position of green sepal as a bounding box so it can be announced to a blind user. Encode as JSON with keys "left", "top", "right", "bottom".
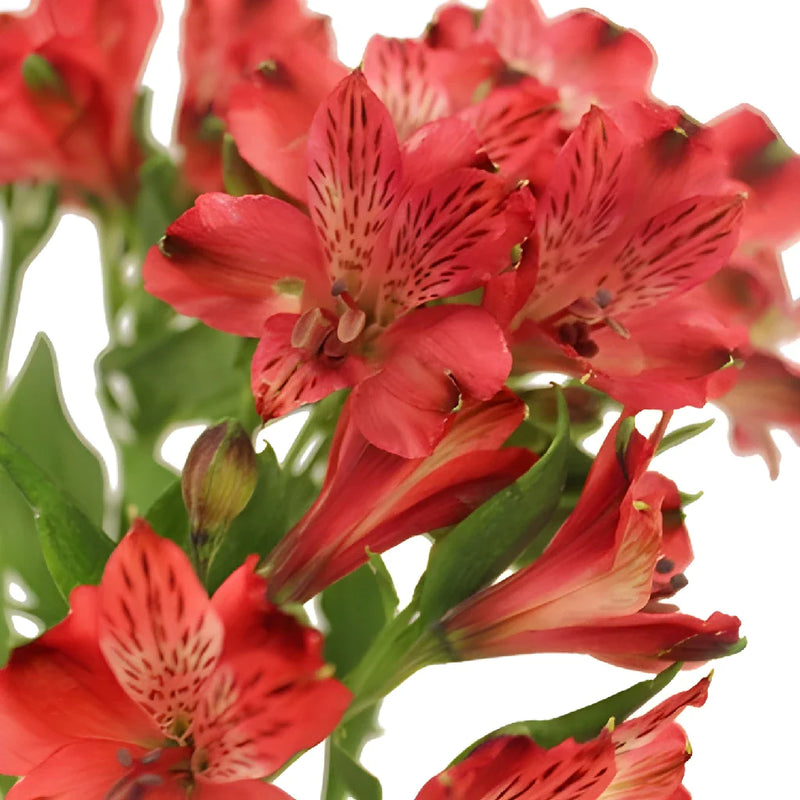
{"left": 416, "top": 389, "right": 570, "bottom": 625}
{"left": 656, "top": 419, "right": 715, "bottom": 455}
{"left": 451, "top": 663, "right": 683, "bottom": 764}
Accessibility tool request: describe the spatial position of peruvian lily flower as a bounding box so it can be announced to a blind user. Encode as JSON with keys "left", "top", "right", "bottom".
{"left": 0, "top": 0, "right": 159, "bottom": 201}
{"left": 441, "top": 415, "right": 742, "bottom": 671}
{"left": 0, "top": 521, "right": 351, "bottom": 800}
{"left": 485, "top": 103, "right": 747, "bottom": 410}
{"left": 415, "top": 676, "right": 709, "bottom": 800}
{"left": 263, "top": 389, "right": 535, "bottom": 604}
{"left": 145, "top": 71, "right": 532, "bottom": 457}
{"left": 178, "top": 0, "right": 340, "bottom": 192}
{"left": 426, "top": 0, "right": 656, "bottom": 128}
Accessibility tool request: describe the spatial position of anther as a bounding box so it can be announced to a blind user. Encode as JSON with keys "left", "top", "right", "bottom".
{"left": 117, "top": 748, "right": 133, "bottom": 768}
{"left": 331, "top": 278, "right": 347, "bottom": 296}
{"left": 670, "top": 573, "right": 689, "bottom": 592}
{"left": 655, "top": 558, "right": 675, "bottom": 574}
{"left": 595, "top": 287, "right": 614, "bottom": 308}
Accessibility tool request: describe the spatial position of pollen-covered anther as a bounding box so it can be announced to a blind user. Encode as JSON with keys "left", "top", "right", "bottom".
{"left": 557, "top": 321, "right": 600, "bottom": 358}
{"left": 670, "top": 573, "right": 689, "bottom": 592}
{"left": 655, "top": 558, "right": 675, "bottom": 574}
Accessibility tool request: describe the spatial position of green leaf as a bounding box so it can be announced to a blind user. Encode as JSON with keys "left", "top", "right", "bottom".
{"left": 100, "top": 324, "right": 258, "bottom": 439}
{"left": 0, "top": 433, "right": 113, "bottom": 596}
{"left": 656, "top": 419, "right": 715, "bottom": 455}
{"left": 452, "top": 663, "right": 683, "bottom": 763}
{"left": 0, "top": 335, "right": 105, "bottom": 524}
{"left": 0, "top": 336, "right": 107, "bottom": 645}
{"left": 324, "top": 742, "right": 382, "bottom": 800}
{"left": 321, "top": 554, "right": 399, "bottom": 677}
{"left": 417, "top": 390, "right": 570, "bottom": 625}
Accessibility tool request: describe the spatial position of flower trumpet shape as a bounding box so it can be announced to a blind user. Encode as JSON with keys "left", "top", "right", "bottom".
{"left": 144, "top": 71, "right": 532, "bottom": 457}
{"left": 0, "top": 521, "right": 351, "bottom": 800}
{"left": 264, "top": 389, "right": 535, "bottom": 604}
{"left": 415, "top": 676, "right": 710, "bottom": 800}
{"left": 441, "top": 416, "right": 742, "bottom": 671}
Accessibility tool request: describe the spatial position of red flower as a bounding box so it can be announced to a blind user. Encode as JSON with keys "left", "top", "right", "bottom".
{"left": 428, "top": 0, "right": 655, "bottom": 128}
{"left": 0, "top": 521, "right": 351, "bottom": 799}
{"left": 441, "top": 416, "right": 742, "bottom": 671}
{"left": 179, "top": 0, "right": 341, "bottom": 192}
{"left": 0, "top": 0, "right": 159, "bottom": 201}
{"left": 264, "top": 389, "right": 535, "bottom": 604}
{"left": 145, "top": 71, "right": 531, "bottom": 457}
{"left": 416, "top": 677, "right": 709, "bottom": 800}
{"left": 486, "top": 103, "right": 746, "bottom": 410}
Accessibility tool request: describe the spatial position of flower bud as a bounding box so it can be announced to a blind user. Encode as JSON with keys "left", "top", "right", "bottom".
{"left": 181, "top": 420, "right": 258, "bottom": 565}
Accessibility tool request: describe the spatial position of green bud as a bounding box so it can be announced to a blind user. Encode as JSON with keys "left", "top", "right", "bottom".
{"left": 21, "top": 53, "right": 67, "bottom": 97}
{"left": 182, "top": 420, "right": 258, "bottom": 572}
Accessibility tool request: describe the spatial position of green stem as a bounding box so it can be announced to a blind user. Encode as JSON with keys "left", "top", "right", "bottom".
{"left": 0, "top": 243, "right": 26, "bottom": 384}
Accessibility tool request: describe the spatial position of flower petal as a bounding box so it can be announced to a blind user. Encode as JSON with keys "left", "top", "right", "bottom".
{"left": 190, "top": 561, "right": 350, "bottom": 781}
{"left": 143, "top": 193, "right": 327, "bottom": 337}
{"left": 98, "top": 521, "right": 224, "bottom": 738}
{"left": 416, "top": 734, "right": 615, "bottom": 800}
{"left": 528, "top": 107, "right": 630, "bottom": 319}
{"left": 195, "top": 779, "right": 294, "bottom": 800}
{"left": 306, "top": 70, "right": 402, "bottom": 293}
{"left": 0, "top": 587, "right": 161, "bottom": 776}
{"left": 351, "top": 305, "right": 512, "bottom": 457}
{"left": 374, "top": 170, "right": 532, "bottom": 320}
{"left": 227, "top": 43, "right": 348, "bottom": 200}
{"left": 250, "top": 312, "right": 368, "bottom": 420}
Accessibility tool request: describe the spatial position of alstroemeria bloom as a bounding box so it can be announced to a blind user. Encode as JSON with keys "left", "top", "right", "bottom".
{"left": 442, "top": 416, "right": 742, "bottom": 671}
{"left": 145, "top": 72, "right": 531, "bottom": 457}
{"left": 416, "top": 676, "right": 709, "bottom": 800}
{"left": 0, "top": 0, "right": 159, "bottom": 200}
{"left": 0, "top": 521, "right": 351, "bottom": 800}
{"left": 485, "top": 103, "right": 747, "bottom": 410}
{"left": 426, "top": 0, "right": 656, "bottom": 128}
{"left": 178, "top": 0, "right": 340, "bottom": 192}
{"left": 264, "top": 389, "right": 535, "bottom": 604}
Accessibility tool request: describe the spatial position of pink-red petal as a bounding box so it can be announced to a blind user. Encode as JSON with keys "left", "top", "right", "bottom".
{"left": 98, "top": 521, "right": 224, "bottom": 738}
{"left": 143, "top": 193, "right": 327, "bottom": 337}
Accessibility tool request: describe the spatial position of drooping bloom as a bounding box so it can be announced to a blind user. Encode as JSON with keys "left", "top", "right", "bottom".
{"left": 441, "top": 415, "right": 742, "bottom": 671}
{"left": 415, "top": 676, "right": 709, "bottom": 800}
{"left": 145, "top": 71, "right": 531, "bottom": 457}
{"left": 178, "top": 0, "right": 342, "bottom": 192}
{"left": 0, "top": 0, "right": 159, "bottom": 201}
{"left": 485, "top": 103, "right": 747, "bottom": 410}
{"left": 0, "top": 521, "right": 351, "bottom": 799}
{"left": 264, "top": 389, "right": 535, "bottom": 604}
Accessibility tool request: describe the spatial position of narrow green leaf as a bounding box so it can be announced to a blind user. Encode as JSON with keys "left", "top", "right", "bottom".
{"left": 0, "top": 775, "right": 16, "bottom": 799}
{"left": 366, "top": 551, "right": 399, "bottom": 619}
{"left": 144, "top": 479, "right": 191, "bottom": 551}
{"left": 0, "top": 433, "right": 113, "bottom": 596}
{"left": 452, "top": 663, "right": 683, "bottom": 764}
{"left": 657, "top": 419, "right": 715, "bottom": 455}
{"left": 417, "top": 390, "right": 570, "bottom": 625}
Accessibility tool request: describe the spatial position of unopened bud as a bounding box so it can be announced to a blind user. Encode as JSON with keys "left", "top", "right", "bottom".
{"left": 21, "top": 53, "right": 66, "bottom": 96}
{"left": 182, "top": 420, "right": 258, "bottom": 568}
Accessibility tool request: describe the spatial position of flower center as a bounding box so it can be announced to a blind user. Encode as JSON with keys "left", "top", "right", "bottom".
{"left": 106, "top": 747, "right": 191, "bottom": 800}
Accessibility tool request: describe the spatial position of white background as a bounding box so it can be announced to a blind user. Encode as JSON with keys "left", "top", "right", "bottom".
{"left": 2, "top": 1, "right": 799, "bottom": 798}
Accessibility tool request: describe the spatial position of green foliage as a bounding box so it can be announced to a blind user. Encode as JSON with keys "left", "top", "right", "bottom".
{"left": 324, "top": 742, "right": 382, "bottom": 800}
{"left": 0, "top": 433, "right": 112, "bottom": 597}
{"left": 0, "top": 336, "right": 108, "bottom": 656}
{"left": 416, "top": 390, "right": 570, "bottom": 625}
{"left": 452, "top": 663, "right": 683, "bottom": 763}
